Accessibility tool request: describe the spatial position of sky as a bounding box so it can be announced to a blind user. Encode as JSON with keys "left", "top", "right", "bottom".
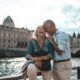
{"left": 0, "top": 0, "right": 80, "bottom": 35}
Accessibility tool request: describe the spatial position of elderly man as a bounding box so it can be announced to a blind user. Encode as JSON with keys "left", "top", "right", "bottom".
{"left": 43, "top": 19, "right": 72, "bottom": 80}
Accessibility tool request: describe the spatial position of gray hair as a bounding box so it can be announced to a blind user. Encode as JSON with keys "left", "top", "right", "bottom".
{"left": 43, "top": 19, "right": 55, "bottom": 28}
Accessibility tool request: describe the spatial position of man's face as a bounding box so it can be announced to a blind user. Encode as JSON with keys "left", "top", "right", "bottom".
{"left": 43, "top": 23, "right": 55, "bottom": 35}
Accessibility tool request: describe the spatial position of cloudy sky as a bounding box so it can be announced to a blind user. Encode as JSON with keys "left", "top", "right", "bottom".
{"left": 0, "top": 0, "right": 80, "bottom": 34}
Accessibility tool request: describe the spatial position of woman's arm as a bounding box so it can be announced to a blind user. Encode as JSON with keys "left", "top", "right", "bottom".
{"left": 37, "top": 54, "right": 51, "bottom": 61}
{"left": 25, "top": 40, "right": 34, "bottom": 60}
{"left": 27, "top": 54, "right": 51, "bottom": 62}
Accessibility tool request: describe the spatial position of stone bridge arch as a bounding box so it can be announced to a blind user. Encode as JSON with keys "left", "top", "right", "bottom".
{"left": 70, "top": 46, "right": 80, "bottom": 54}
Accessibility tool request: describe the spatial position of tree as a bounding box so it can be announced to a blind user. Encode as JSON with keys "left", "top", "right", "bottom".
{"left": 72, "top": 32, "right": 76, "bottom": 38}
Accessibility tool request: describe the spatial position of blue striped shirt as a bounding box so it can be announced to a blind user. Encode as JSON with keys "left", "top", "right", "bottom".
{"left": 52, "top": 29, "right": 71, "bottom": 61}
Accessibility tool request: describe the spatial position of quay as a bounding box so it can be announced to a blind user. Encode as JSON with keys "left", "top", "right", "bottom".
{"left": 0, "top": 48, "right": 26, "bottom": 58}
{"left": 0, "top": 46, "right": 80, "bottom": 58}
{"left": 0, "top": 66, "right": 80, "bottom": 80}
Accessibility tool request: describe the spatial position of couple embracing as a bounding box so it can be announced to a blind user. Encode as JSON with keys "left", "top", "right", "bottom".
{"left": 25, "top": 19, "right": 72, "bottom": 80}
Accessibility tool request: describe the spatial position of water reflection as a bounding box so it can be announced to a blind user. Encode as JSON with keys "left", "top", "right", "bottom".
{"left": 0, "top": 58, "right": 25, "bottom": 77}
{"left": 0, "top": 57, "right": 80, "bottom": 80}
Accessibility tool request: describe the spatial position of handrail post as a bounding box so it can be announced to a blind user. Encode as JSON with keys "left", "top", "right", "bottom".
{"left": 77, "top": 67, "right": 80, "bottom": 80}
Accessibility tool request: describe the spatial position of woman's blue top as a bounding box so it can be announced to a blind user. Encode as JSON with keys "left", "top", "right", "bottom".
{"left": 26, "top": 38, "right": 54, "bottom": 71}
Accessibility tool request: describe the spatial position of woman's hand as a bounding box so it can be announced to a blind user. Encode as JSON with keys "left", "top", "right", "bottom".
{"left": 32, "top": 57, "right": 42, "bottom": 68}
{"left": 35, "top": 61, "right": 42, "bottom": 68}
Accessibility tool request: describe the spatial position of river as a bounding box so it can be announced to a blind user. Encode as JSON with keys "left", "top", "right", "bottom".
{"left": 0, "top": 57, "right": 80, "bottom": 80}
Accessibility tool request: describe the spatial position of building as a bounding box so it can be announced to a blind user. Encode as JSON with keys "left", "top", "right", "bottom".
{"left": 0, "top": 16, "right": 80, "bottom": 49}
{"left": 70, "top": 32, "right": 80, "bottom": 47}
{"left": 0, "top": 16, "right": 33, "bottom": 48}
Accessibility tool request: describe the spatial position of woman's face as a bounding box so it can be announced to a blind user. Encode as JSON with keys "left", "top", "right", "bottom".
{"left": 36, "top": 26, "right": 46, "bottom": 37}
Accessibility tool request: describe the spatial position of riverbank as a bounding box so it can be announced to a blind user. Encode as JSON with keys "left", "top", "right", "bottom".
{"left": 0, "top": 48, "right": 80, "bottom": 58}
{"left": 0, "top": 48, "right": 26, "bottom": 58}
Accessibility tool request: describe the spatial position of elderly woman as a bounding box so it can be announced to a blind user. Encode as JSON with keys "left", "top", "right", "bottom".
{"left": 25, "top": 25, "right": 54, "bottom": 80}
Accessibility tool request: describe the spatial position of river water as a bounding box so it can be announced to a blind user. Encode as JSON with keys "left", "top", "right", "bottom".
{"left": 0, "top": 57, "right": 80, "bottom": 80}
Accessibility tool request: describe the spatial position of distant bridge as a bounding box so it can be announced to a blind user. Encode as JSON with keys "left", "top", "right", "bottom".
{"left": 70, "top": 46, "right": 80, "bottom": 54}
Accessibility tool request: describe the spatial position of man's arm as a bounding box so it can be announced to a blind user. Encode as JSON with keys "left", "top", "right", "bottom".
{"left": 49, "top": 39, "right": 63, "bottom": 55}
{"left": 47, "top": 34, "right": 63, "bottom": 55}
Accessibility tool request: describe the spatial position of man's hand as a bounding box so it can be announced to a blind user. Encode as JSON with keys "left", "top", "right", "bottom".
{"left": 46, "top": 33, "right": 53, "bottom": 43}
{"left": 46, "top": 33, "right": 63, "bottom": 55}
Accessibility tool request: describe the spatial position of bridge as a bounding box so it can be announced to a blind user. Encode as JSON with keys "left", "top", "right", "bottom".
{"left": 70, "top": 46, "right": 80, "bottom": 54}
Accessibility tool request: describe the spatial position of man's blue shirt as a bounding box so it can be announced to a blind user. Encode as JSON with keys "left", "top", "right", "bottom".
{"left": 52, "top": 30, "right": 71, "bottom": 61}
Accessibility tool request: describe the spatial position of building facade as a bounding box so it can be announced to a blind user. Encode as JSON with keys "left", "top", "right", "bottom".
{"left": 0, "top": 16, "right": 33, "bottom": 48}
{"left": 0, "top": 16, "right": 80, "bottom": 49}
{"left": 70, "top": 32, "right": 80, "bottom": 47}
